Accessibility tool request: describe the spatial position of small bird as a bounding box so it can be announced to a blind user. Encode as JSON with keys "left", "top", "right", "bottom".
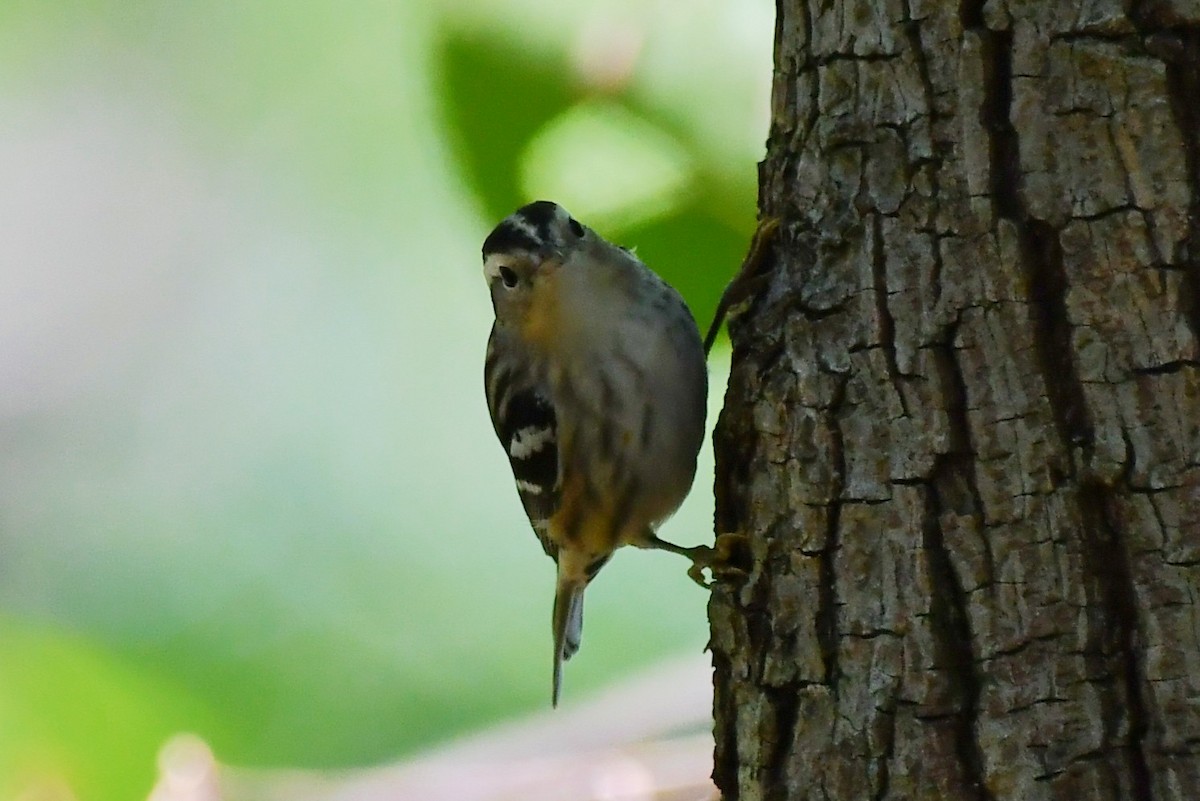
{"left": 482, "top": 200, "right": 720, "bottom": 706}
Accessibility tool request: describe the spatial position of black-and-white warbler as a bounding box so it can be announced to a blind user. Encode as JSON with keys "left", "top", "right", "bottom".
{"left": 481, "top": 200, "right": 730, "bottom": 706}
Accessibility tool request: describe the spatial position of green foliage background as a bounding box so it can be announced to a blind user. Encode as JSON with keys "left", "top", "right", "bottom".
{"left": 0, "top": 1, "right": 771, "bottom": 798}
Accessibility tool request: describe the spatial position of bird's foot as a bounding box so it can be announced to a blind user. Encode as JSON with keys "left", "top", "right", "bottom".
{"left": 685, "top": 533, "right": 752, "bottom": 589}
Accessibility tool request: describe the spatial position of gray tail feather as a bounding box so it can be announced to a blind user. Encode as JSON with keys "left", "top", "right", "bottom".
{"left": 564, "top": 588, "right": 584, "bottom": 660}
{"left": 551, "top": 578, "right": 585, "bottom": 708}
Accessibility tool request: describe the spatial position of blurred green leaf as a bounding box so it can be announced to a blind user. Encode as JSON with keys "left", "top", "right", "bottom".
{"left": 436, "top": 29, "right": 579, "bottom": 221}
{"left": 0, "top": 615, "right": 219, "bottom": 801}
{"left": 519, "top": 99, "right": 693, "bottom": 231}
{"left": 619, "top": 209, "right": 747, "bottom": 328}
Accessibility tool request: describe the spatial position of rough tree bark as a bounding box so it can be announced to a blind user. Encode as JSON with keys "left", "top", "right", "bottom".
{"left": 710, "top": 2, "right": 1200, "bottom": 800}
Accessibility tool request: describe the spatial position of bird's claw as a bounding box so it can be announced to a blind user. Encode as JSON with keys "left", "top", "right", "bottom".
{"left": 688, "top": 533, "right": 751, "bottom": 589}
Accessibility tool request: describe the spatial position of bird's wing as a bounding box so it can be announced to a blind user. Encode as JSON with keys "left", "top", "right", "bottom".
{"left": 485, "top": 327, "right": 561, "bottom": 557}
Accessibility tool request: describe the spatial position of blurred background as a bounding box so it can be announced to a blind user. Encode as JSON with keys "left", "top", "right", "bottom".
{"left": 0, "top": 1, "right": 771, "bottom": 798}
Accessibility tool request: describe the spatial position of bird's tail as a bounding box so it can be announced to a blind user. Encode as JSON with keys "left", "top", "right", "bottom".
{"left": 551, "top": 569, "right": 586, "bottom": 708}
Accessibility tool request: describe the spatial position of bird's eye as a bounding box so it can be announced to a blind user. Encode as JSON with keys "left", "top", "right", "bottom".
{"left": 498, "top": 265, "right": 519, "bottom": 288}
{"left": 568, "top": 217, "right": 584, "bottom": 237}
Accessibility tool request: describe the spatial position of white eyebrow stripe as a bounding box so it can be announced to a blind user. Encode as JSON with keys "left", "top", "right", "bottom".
{"left": 483, "top": 256, "right": 504, "bottom": 280}
{"left": 483, "top": 214, "right": 544, "bottom": 280}
{"left": 510, "top": 216, "right": 540, "bottom": 239}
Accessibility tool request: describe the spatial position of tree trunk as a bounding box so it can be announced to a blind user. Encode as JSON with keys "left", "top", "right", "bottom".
{"left": 710, "top": 3, "right": 1200, "bottom": 800}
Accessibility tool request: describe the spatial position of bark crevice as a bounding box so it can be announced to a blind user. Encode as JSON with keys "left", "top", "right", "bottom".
{"left": 1157, "top": 28, "right": 1200, "bottom": 349}
{"left": 764, "top": 685, "right": 801, "bottom": 801}
{"left": 817, "top": 377, "right": 848, "bottom": 691}
{"left": 869, "top": 212, "right": 909, "bottom": 413}
{"left": 872, "top": 708, "right": 896, "bottom": 801}
{"left": 969, "top": 11, "right": 1020, "bottom": 221}
{"left": 1018, "top": 219, "right": 1092, "bottom": 463}
{"left": 932, "top": 329, "right": 990, "bottom": 535}
{"left": 924, "top": 472, "right": 993, "bottom": 801}
{"left": 1077, "top": 481, "right": 1155, "bottom": 801}
{"left": 1126, "top": 5, "right": 1200, "bottom": 347}
{"left": 927, "top": 329, "right": 996, "bottom": 799}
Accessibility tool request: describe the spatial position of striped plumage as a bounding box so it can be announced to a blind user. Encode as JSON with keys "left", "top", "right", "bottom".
{"left": 482, "top": 201, "right": 710, "bottom": 706}
{"left": 483, "top": 348, "right": 559, "bottom": 553}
